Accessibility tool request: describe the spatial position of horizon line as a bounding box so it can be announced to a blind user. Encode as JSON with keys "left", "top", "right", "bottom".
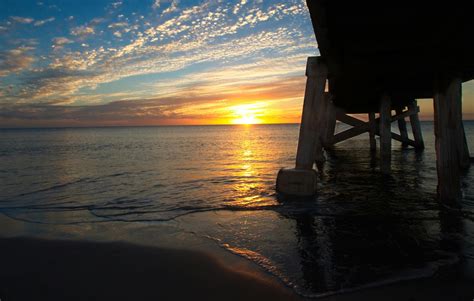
{"left": 2, "top": 119, "right": 474, "bottom": 130}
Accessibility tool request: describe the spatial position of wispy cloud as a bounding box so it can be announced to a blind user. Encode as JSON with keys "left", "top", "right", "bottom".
{"left": 162, "top": 0, "right": 179, "bottom": 15}
{"left": 34, "top": 17, "right": 55, "bottom": 26}
{"left": 71, "top": 25, "right": 95, "bottom": 37}
{"left": 111, "top": 1, "right": 122, "bottom": 9}
{"left": 51, "top": 37, "right": 73, "bottom": 50}
{"left": 108, "top": 22, "right": 128, "bottom": 29}
{"left": 152, "top": 0, "right": 161, "bottom": 9}
{"left": 10, "top": 16, "right": 34, "bottom": 24}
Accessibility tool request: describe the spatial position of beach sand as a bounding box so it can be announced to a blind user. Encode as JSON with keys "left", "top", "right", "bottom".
{"left": 1, "top": 237, "right": 473, "bottom": 300}
{"left": 0, "top": 237, "right": 299, "bottom": 301}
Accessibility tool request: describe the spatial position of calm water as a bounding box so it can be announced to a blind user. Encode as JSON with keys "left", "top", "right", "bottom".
{"left": 1, "top": 123, "right": 474, "bottom": 297}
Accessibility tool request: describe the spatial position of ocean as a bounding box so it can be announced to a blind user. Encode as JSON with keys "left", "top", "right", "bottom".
{"left": 1, "top": 122, "right": 474, "bottom": 297}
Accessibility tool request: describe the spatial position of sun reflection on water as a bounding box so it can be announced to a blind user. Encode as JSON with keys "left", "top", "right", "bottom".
{"left": 226, "top": 127, "right": 277, "bottom": 208}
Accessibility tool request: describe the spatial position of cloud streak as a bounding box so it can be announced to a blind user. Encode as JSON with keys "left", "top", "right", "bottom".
{"left": 10, "top": 16, "right": 34, "bottom": 24}
{"left": 34, "top": 17, "right": 55, "bottom": 26}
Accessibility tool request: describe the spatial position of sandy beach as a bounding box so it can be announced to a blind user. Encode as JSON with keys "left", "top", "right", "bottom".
{"left": 0, "top": 236, "right": 299, "bottom": 301}
{"left": 1, "top": 236, "right": 473, "bottom": 301}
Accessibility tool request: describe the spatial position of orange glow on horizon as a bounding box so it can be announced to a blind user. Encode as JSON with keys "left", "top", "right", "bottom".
{"left": 230, "top": 103, "right": 265, "bottom": 125}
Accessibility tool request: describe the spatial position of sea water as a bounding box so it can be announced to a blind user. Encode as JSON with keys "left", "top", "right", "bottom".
{"left": 1, "top": 122, "right": 473, "bottom": 296}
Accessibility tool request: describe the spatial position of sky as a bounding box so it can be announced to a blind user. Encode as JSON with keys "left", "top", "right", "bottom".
{"left": 0, "top": 0, "right": 473, "bottom": 127}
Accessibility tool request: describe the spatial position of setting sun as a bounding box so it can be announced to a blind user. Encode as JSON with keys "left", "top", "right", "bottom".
{"left": 231, "top": 104, "right": 264, "bottom": 125}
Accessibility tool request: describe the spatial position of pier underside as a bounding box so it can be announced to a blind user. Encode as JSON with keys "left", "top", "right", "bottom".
{"left": 276, "top": 56, "right": 471, "bottom": 204}
{"left": 306, "top": 1, "right": 474, "bottom": 113}
{"left": 276, "top": 1, "right": 473, "bottom": 203}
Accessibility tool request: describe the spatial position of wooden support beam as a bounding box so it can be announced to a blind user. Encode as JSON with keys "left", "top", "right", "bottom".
{"left": 276, "top": 57, "right": 327, "bottom": 196}
{"left": 434, "top": 77, "right": 462, "bottom": 204}
{"left": 323, "top": 93, "right": 337, "bottom": 149}
{"left": 368, "top": 112, "right": 376, "bottom": 151}
{"left": 332, "top": 123, "right": 370, "bottom": 144}
{"left": 295, "top": 56, "right": 328, "bottom": 170}
{"left": 373, "top": 122, "right": 416, "bottom": 147}
{"left": 396, "top": 107, "right": 409, "bottom": 148}
{"left": 336, "top": 110, "right": 365, "bottom": 127}
{"left": 334, "top": 109, "right": 418, "bottom": 146}
{"left": 337, "top": 106, "right": 417, "bottom": 128}
{"left": 392, "top": 106, "right": 419, "bottom": 122}
{"left": 380, "top": 94, "right": 392, "bottom": 174}
{"left": 332, "top": 105, "right": 419, "bottom": 149}
{"left": 314, "top": 92, "right": 329, "bottom": 169}
{"left": 390, "top": 132, "right": 416, "bottom": 147}
{"left": 408, "top": 100, "right": 425, "bottom": 150}
{"left": 459, "top": 121, "right": 471, "bottom": 170}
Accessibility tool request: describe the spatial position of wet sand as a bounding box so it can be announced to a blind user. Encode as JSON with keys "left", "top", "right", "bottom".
{"left": 0, "top": 237, "right": 299, "bottom": 301}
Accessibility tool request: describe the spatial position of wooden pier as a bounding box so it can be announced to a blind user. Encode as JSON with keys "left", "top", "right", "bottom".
{"left": 277, "top": 1, "right": 473, "bottom": 204}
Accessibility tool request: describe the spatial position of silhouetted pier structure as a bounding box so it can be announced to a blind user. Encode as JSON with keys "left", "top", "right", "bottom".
{"left": 277, "top": 1, "right": 473, "bottom": 204}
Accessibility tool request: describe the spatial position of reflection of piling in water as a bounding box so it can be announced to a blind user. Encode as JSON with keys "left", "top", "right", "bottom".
{"left": 277, "top": 1, "right": 473, "bottom": 204}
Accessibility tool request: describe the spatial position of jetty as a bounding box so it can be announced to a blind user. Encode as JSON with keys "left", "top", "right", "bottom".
{"left": 277, "top": 1, "right": 474, "bottom": 204}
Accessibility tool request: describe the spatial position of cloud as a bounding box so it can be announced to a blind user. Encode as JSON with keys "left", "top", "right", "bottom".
{"left": 1, "top": 0, "right": 316, "bottom": 126}
{"left": 9, "top": 38, "right": 39, "bottom": 46}
{"left": 10, "top": 16, "right": 34, "bottom": 24}
{"left": 152, "top": 0, "right": 161, "bottom": 9}
{"left": 10, "top": 65, "right": 103, "bottom": 102}
{"left": 111, "top": 1, "right": 122, "bottom": 9}
{"left": 90, "top": 18, "right": 106, "bottom": 25}
{"left": 5, "top": 0, "right": 313, "bottom": 101}
{"left": 162, "top": 0, "right": 179, "bottom": 14}
{"left": 0, "top": 73, "right": 305, "bottom": 126}
{"left": 233, "top": 0, "right": 248, "bottom": 14}
{"left": 71, "top": 25, "right": 95, "bottom": 37}
{"left": 108, "top": 22, "right": 128, "bottom": 28}
{"left": 34, "top": 17, "right": 55, "bottom": 26}
{"left": 0, "top": 47, "right": 35, "bottom": 77}
{"left": 52, "top": 37, "right": 73, "bottom": 49}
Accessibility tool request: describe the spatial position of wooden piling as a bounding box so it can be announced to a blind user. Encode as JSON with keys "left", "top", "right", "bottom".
{"left": 276, "top": 57, "right": 327, "bottom": 196}
{"left": 458, "top": 120, "right": 471, "bottom": 170}
{"left": 408, "top": 100, "right": 425, "bottom": 150}
{"left": 434, "top": 77, "right": 462, "bottom": 204}
{"left": 396, "top": 107, "right": 409, "bottom": 148}
{"left": 323, "top": 93, "right": 336, "bottom": 149}
{"left": 380, "top": 94, "right": 392, "bottom": 174}
{"left": 314, "top": 92, "right": 329, "bottom": 170}
{"left": 368, "top": 112, "right": 376, "bottom": 151}
{"left": 295, "top": 57, "right": 328, "bottom": 170}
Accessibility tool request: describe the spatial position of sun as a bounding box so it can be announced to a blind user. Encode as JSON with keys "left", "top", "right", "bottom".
{"left": 231, "top": 104, "right": 263, "bottom": 125}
